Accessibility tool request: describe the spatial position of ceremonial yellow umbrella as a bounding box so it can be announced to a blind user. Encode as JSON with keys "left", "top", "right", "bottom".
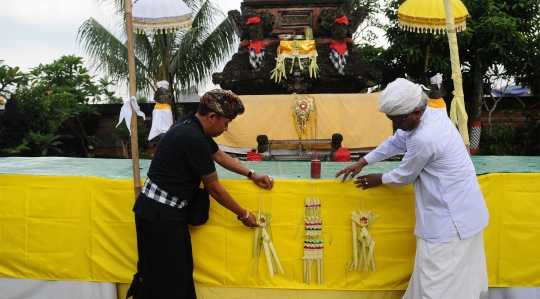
{"left": 398, "top": 0, "right": 468, "bottom": 34}
{"left": 397, "top": 0, "right": 470, "bottom": 151}
{"left": 123, "top": 0, "right": 192, "bottom": 197}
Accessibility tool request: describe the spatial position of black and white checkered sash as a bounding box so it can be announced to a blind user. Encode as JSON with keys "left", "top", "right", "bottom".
{"left": 141, "top": 178, "right": 189, "bottom": 209}
{"left": 329, "top": 49, "right": 348, "bottom": 76}
{"left": 249, "top": 48, "right": 265, "bottom": 69}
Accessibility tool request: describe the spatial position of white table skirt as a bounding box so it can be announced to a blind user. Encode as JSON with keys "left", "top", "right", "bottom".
{"left": 0, "top": 277, "right": 117, "bottom": 299}
{"left": 1, "top": 277, "right": 539, "bottom": 299}
{"left": 489, "top": 287, "right": 540, "bottom": 299}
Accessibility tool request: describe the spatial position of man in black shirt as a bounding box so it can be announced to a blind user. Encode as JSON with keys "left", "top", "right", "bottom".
{"left": 132, "top": 89, "right": 274, "bottom": 299}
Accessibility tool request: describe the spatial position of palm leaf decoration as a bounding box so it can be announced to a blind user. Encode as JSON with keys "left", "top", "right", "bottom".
{"left": 78, "top": 0, "right": 236, "bottom": 94}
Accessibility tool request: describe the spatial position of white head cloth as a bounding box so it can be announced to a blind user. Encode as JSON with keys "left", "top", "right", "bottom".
{"left": 379, "top": 78, "right": 427, "bottom": 116}
{"left": 157, "top": 80, "right": 169, "bottom": 90}
{"left": 430, "top": 73, "right": 443, "bottom": 88}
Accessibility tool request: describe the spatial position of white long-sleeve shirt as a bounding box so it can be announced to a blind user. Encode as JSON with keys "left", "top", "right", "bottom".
{"left": 364, "top": 107, "right": 489, "bottom": 243}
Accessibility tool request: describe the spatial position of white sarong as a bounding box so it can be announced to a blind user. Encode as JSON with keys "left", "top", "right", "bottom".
{"left": 403, "top": 225, "right": 488, "bottom": 299}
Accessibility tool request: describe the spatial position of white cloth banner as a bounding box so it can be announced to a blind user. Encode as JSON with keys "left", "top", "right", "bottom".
{"left": 148, "top": 108, "right": 173, "bottom": 140}
{"left": 116, "top": 96, "right": 146, "bottom": 135}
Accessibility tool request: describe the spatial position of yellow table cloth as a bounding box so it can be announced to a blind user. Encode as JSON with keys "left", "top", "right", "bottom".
{"left": 1, "top": 171, "right": 540, "bottom": 289}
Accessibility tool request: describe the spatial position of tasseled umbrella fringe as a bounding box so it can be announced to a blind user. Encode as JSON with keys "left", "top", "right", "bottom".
{"left": 398, "top": 20, "right": 467, "bottom": 34}
{"left": 133, "top": 20, "right": 192, "bottom": 35}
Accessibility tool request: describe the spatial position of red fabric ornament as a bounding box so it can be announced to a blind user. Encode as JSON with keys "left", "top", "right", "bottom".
{"left": 333, "top": 147, "right": 351, "bottom": 162}
{"left": 248, "top": 41, "right": 266, "bottom": 54}
{"left": 334, "top": 15, "right": 349, "bottom": 25}
{"left": 329, "top": 40, "right": 347, "bottom": 55}
{"left": 247, "top": 16, "right": 261, "bottom": 25}
{"left": 247, "top": 151, "right": 263, "bottom": 161}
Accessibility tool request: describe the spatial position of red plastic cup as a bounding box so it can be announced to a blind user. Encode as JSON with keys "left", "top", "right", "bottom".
{"left": 311, "top": 159, "right": 321, "bottom": 178}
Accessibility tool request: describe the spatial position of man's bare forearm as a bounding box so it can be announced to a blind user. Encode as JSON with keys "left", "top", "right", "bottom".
{"left": 201, "top": 171, "right": 245, "bottom": 216}
{"left": 213, "top": 149, "right": 250, "bottom": 176}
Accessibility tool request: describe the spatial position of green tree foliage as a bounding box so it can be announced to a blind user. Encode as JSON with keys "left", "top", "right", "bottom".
{"left": 26, "top": 55, "right": 121, "bottom": 104}
{"left": 358, "top": 0, "right": 540, "bottom": 121}
{"left": 517, "top": 110, "right": 540, "bottom": 155}
{"left": 0, "top": 60, "right": 27, "bottom": 97}
{"left": 115, "top": 119, "right": 150, "bottom": 158}
{"left": 1, "top": 140, "right": 30, "bottom": 155}
{"left": 351, "top": 0, "right": 385, "bottom": 45}
{"left": 77, "top": 0, "right": 236, "bottom": 94}
{"left": 12, "top": 55, "right": 121, "bottom": 157}
{"left": 27, "top": 131, "right": 63, "bottom": 156}
{"left": 479, "top": 105, "right": 540, "bottom": 155}
{"left": 15, "top": 89, "right": 79, "bottom": 134}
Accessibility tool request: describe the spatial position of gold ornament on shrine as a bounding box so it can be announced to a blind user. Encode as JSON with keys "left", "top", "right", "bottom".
{"left": 292, "top": 95, "right": 315, "bottom": 135}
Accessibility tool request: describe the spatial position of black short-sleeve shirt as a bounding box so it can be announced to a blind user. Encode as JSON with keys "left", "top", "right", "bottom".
{"left": 133, "top": 112, "right": 219, "bottom": 221}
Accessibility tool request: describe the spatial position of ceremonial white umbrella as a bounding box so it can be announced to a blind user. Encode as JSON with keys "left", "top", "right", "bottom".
{"left": 132, "top": 0, "right": 192, "bottom": 35}
{"left": 130, "top": 0, "right": 193, "bottom": 84}
{"left": 397, "top": 0, "right": 471, "bottom": 152}
{"left": 124, "top": 0, "right": 192, "bottom": 198}
{"left": 133, "top": 0, "right": 193, "bottom": 123}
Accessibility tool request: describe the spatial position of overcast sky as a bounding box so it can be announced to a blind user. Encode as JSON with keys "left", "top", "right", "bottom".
{"left": 0, "top": 0, "right": 241, "bottom": 71}
{"left": 0, "top": 0, "right": 389, "bottom": 96}
{"left": 0, "top": 0, "right": 242, "bottom": 96}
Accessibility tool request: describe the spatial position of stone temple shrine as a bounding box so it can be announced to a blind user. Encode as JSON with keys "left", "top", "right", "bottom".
{"left": 209, "top": 0, "right": 390, "bottom": 160}
{"left": 212, "top": 0, "right": 381, "bottom": 95}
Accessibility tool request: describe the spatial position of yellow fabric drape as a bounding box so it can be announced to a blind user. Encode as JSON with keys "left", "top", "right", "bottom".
{"left": 278, "top": 40, "right": 317, "bottom": 56}
{"left": 154, "top": 102, "right": 171, "bottom": 110}
{"left": 427, "top": 98, "right": 446, "bottom": 109}
{"left": 443, "top": 0, "right": 470, "bottom": 147}
{"left": 214, "top": 93, "right": 392, "bottom": 151}
{"left": 2, "top": 173, "right": 540, "bottom": 288}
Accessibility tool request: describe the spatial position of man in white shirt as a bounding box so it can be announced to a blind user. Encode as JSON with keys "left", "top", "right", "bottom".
{"left": 336, "top": 78, "right": 489, "bottom": 299}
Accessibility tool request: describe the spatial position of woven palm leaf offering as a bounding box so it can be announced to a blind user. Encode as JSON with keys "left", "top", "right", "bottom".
{"left": 251, "top": 192, "right": 284, "bottom": 278}
{"left": 302, "top": 198, "right": 324, "bottom": 284}
{"left": 350, "top": 193, "right": 378, "bottom": 274}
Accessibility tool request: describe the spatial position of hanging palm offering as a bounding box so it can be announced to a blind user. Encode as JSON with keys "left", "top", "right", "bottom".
{"left": 302, "top": 198, "right": 324, "bottom": 284}
{"left": 251, "top": 191, "right": 284, "bottom": 278}
{"left": 350, "top": 209, "right": 378, "bottom": 274}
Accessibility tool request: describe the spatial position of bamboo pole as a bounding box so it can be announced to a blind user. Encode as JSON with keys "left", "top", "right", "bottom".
{"left": 443, "top": 0, "right": 470, "bottom": 153}
{"left": 125, "top": 0, "right": 142, "bottom": 198}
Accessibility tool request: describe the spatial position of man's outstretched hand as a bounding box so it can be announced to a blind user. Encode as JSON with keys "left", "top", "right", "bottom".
{"left": 252, "top": 173, "right": 274, "bottom": 190}
{"left": 335, "top": 158, "right": 368, "bottom": 182}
